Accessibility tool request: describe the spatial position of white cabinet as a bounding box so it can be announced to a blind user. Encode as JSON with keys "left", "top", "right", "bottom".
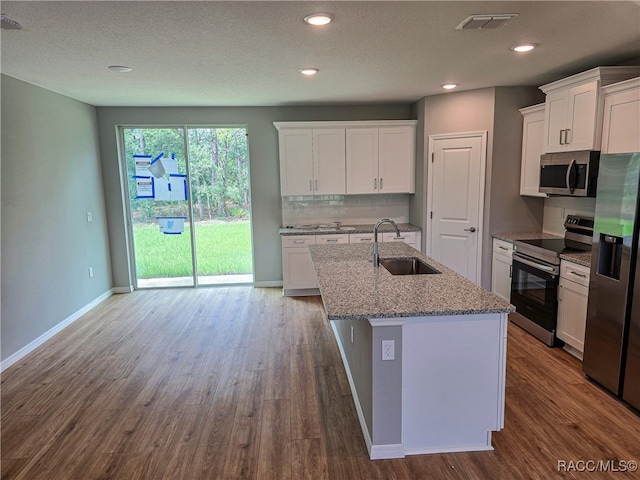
{"left": 557, "top": 260, "right": 590, "bottom": 359}
{"left": 382, "top": 230, "right": 420, "bottom": 250}
{"left": 282, "top": 235, "right": 318, "bottom": 294}
{"left": 519, "top": 104, "right": 547, "bottom": 197}
{"left": 349, "top": 233, "right": 374, "bottom": 244}
{"left": 600, "top": 77, "right": 640, "bottom": 154}
{"left": 275, "top": 126, "right": 345, "bottom": 196}
{"left": 346, "top": 124, "right": 416, "bottom": 194}
{"left": 491, "top": 239, "right": 513, "bottom": 302}
{"left": 316, "top": 234, "right": 349, "bottom": 245}
{"left": 540, "top": 67, "right": 640, "bottom": 153}
{"left": 281, "top": 232, "right": 361, "bottom": 295}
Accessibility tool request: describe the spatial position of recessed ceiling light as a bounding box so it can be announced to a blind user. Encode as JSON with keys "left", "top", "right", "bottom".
{"left": 108, "top": 65, "right": 132, "bottom": 73}
{"left": 511, "top": 43, "right": 537, "bottom": 53}
{"left": 300, "top": 68, "right": 319, "bottom": 76}
{"left": 442, "top": 84, "right": 458, "bottom": 90}
{"left": 304, "top": 13, "right": 334, "bottom": 26}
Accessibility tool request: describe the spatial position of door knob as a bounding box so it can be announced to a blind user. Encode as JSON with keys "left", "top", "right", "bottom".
{"left": 464, "top": 227, "right": 477, "bottom": 232}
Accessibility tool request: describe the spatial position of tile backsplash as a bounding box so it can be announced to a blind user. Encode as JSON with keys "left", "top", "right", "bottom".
{"left": 543, "top": 196, "right": 596, "bottom": 236}
{"left": 282, "top": 194, "right": 410, "bottom": 226}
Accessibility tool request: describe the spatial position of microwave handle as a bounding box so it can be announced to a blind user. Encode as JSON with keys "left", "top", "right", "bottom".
{"left": 566, "top": 158, "right": 576, "bottom": 193}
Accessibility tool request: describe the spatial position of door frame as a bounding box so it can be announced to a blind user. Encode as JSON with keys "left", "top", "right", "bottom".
{"left": 425, "top": 131, "right": 487, "bottom": 283}
{"left": 117, "top": 124, "right": 253, "bottom": 289}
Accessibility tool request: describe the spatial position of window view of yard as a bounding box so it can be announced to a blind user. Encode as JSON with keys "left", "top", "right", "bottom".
{"left": 124, "top": 127, "right": 252, "bottom": 286}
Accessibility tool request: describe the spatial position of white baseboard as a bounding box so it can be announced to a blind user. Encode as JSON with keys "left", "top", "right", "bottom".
{"left": 112, "top": 285, "right": 134, "bottom": 293}
{"left": 1, "top": 289, "right": 114, "bottom": 372}
{"left": 370, "top": 443, "right": 405, "bottom": 460}
{"left": 254, "top": 281, "right": 283, "bottom": 288}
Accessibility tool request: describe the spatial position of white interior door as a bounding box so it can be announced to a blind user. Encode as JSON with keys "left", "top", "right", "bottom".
{"left": 428, "top": 133, "right": 486, "bottom": 283}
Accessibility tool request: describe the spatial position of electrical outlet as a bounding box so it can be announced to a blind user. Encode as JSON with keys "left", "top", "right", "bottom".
{"left": 86, "top": 211, "right": 93, "bottom": 223}
{"left": 88, "top": 267, "right": 94, "bottom": 278}
{"left": 382, "top": 340, "right": 395, "bottom": 361}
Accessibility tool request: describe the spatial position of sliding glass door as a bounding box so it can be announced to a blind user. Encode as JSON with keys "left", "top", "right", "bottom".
{"left": 122, "top": 126, "right": 252, "bottom": 288}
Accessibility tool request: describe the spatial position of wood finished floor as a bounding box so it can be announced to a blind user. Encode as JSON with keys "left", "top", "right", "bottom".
{"left": 2, "top": 287, "right": 639, "bottom": 480}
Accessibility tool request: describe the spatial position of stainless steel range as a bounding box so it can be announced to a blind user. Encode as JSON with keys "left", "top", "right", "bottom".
{"left": 510, "top": 215, "right": 594, "bottom": 346}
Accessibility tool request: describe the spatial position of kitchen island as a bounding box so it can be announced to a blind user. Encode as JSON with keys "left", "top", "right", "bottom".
{"left": 309, "top": 242, "right": 514, "bottom": 459}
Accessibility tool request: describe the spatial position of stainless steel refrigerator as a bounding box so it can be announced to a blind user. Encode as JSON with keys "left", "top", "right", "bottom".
{"left": 583, "top": 152, "right": 640, "bottom": 410}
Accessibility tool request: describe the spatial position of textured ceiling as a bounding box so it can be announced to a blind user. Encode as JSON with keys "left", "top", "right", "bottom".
{"left": 1, "top": 1, "right": 639, "bottom": 107}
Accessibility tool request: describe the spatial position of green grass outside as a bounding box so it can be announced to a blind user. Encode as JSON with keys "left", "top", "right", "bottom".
{"left": 133, "top": 221, "right": 252, "bottom": 278}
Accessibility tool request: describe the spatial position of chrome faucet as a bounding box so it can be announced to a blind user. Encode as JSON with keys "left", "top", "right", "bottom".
{"left": 373, "top": 218, "right": 400, "bottom": 265}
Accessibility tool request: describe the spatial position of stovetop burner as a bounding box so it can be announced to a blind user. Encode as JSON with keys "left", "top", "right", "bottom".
{"left": 516, "top": 238, "right": 591, "bottom": 255}
{"left": 513, "top": 215, "right": 594, "bottom": 266}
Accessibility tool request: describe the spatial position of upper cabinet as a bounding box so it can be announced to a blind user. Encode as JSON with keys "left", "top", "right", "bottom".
{"left": 275, "top": 126, "right": 345, "bottom": 196}
{"left": 540, "top": 66, "right": 640, "bottom": 153}
{"left": 600, "top": 77, "right": 640, "bottom": 154}
{"left": 519, "top": 104, "right": 547, "bottom": 197}
{"left": 275, "top": 120, "right": 416, "bottom": 196}
{"left": 346, "top": 125, "right": 416, "bottom": 194}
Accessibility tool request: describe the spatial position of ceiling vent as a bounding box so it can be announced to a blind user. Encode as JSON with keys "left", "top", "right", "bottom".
{"left": 1, "top": 14, "right": 27, "bottom": 30}
{"left": 456, "top": 14, "right": 518, "bottom": 30}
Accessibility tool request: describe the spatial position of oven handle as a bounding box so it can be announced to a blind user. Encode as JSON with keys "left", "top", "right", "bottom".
{"left": 513, "top": 255, "right": 558, "bottom": 274}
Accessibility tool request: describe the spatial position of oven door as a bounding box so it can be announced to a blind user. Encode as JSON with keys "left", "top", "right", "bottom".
{"left": 510, "top": 254, "right": 559, "bottom": 332}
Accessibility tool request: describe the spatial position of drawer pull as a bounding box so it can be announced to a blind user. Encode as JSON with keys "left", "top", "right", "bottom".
{"left": 293, "top": 239, "right": 305, "bottom": 244}
{"left": 360, "top": 238, "right": 372, "bottom": 241}
{"left": 498, "top": 245, "right": 509, "bottom": 251}
{"left": 326, "top": 239, "right": 338, "bottom": 243}
{"left": 570, "top": 270, "right": 587, "bottom": 278}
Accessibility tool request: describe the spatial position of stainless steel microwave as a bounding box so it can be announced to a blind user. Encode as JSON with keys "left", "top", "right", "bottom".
{"left": 539, "top": 150, "right": 600, "bottom": 196}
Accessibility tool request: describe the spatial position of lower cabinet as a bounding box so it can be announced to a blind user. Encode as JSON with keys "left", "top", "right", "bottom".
{"left": 381, "top": 230, "right": 420, "bottom": 250}
{"left": 282, "top": 235, "right": 318, "bottom": 295}
{"left": 491, "top": 239, "right": 513, "bottom": 301}
{"left": 557, "top": 260, "right": 590, "bottom": 358}
{"left": 282, "top": 234, "right": 349, "bottom": 295}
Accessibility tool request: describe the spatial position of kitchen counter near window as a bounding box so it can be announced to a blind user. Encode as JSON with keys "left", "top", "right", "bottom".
{"left": 280, "top": 222, "right": 420, "bottom": 236}
{"left": 308, "top": 241, "right": 513, "bottom": 460}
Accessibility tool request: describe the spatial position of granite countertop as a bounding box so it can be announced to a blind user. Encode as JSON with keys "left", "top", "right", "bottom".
{"left": 560, "top": 252, "right": 592, "bottom": 268}
{"left": 492, "top": 232, "right": 592, "bottom": 268}
{"left": 492, "top": 232, "right": 563, "bottom": 242}
{"left": 308, "top": 242, "right": 514, "bottom": 320}
{"left": 280, "top": 223, "right": 420, "bottom": 236}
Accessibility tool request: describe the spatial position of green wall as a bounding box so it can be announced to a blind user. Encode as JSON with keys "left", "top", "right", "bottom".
{"left": 1, "top": 75, "right": 112, "bottom": 362}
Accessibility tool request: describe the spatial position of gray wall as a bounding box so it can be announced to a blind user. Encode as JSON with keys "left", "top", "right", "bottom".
{"left": 418, "top": 87, "right": 545, "bottom": 288}
{"left": 1, "top": 75, "right": 112, "bottom": 362}
{"left": 96, "top": 105, "right": 413, "bottom": 288}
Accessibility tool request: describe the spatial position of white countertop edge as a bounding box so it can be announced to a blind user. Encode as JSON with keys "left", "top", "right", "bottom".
{"left": 368, "top": 318, "right": 407, "bottom": 327}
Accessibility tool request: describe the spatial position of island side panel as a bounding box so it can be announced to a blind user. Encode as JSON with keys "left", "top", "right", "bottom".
{"left": 371, "top": 325, "right": 403, "bottom": 450}
{"left": 402, "top": 313, "right": 507, "bottom": 455}
{"left": 331, "top": 319, "right": 374, "bottom": 444}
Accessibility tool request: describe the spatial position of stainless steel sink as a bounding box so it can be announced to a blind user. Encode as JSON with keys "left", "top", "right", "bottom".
{"left": 379, "top": 257, "right": 441, "bottom": 275}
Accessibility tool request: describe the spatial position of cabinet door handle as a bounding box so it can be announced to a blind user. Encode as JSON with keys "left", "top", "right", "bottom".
{"left": 315, "top": 179, "right": 318, "bottom": 191}
{"left": 570, "top": 270, "right": 587, "bottom": 278}
{"left": 509, "top": 265, "right": 512, "bottom": 278}
{"left": 309, "top": 180, "right": 313, "bottom": 191}
{"left": 565, "top": 129, "right": 571, "bottom": 144}
{"left": 374, "top": 178, "right": 377, "bottom": 190}
{"left": 559, "top": 129, "right": 564, "bottom": 145}
{"left": 380, "top": 178, "right": 383, "bottom": 190}
{"left": 558, "top": 284, "right": 563, "bottom": 301}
